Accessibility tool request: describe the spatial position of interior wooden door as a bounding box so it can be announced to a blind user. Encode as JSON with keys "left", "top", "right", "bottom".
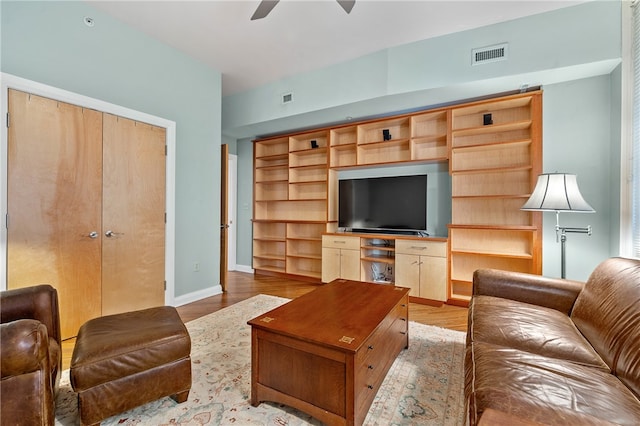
{"left": 101, "top": 113, "right": 166, "bottom": 315}
{"left": 7, "top": 89, "right": 103, "bottom": 339}
{"left": 220, "top": 144, "right": 229, "bottom": 291}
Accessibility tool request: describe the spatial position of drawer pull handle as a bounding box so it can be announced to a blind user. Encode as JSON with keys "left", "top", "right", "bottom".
{"left": 401, "top": 318, "right": 407, "bottom": 321}
{"left": 400, "top": 331, "right": 407, "bottom": 335}
{"left": 401, "top": 304, "right": 407, "bottom": 308}
{"left": 411, "top": 246, "right": 427, "bottom": 250}
{"left": 334, "top": 241, "right": 346, "bottom": 244}
{"left": 367, "top": 385, "right": 374, "bottom": 389}
{"left": 368, "top": 345, "right": 374, "bottom": 350}
{"left": 368, "top": 365, "right": 374, "bottom": 370}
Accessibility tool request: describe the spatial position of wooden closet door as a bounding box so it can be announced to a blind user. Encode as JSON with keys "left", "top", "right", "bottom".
{"left": 7, "top": 89, "right": 103, "bottom": 339}
{"left": 101, "top": 113, "right": 166, "bottom": 315}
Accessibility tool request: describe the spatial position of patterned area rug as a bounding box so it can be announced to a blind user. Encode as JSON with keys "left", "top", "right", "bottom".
{"left": 55, "top": 294, "right": 466, "bottom": 425}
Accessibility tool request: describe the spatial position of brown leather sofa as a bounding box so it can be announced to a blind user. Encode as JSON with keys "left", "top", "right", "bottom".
{"left": 465, "top": 257, "right": 640, "bottom": 425}
{"left": 0, "top": 285, "right": 62, "bottom": 426}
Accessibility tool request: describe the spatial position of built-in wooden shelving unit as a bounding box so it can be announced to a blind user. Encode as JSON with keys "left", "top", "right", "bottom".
{"left": 253, "top": 90, "right": 542, "bottom": 305}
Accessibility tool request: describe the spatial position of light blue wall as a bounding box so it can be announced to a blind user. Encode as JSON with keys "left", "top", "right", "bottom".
{"left": 226, "top": 1, "right": 623, "bottom": 282}
{"left": 542, "top": 74, "right": 617, "bottom": 281}
{"left": 223, "top": 1, "right": 621, "bottom": 138}
{"left": 1, "top": 1, "right": 223, "bottom": 298}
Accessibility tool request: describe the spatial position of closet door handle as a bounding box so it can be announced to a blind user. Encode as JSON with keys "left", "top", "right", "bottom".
{"left": 105, "top": 230, "right": 124, "bottom": 238}
{"left": 87, "top": 231, "right": 99, "bottom": 239}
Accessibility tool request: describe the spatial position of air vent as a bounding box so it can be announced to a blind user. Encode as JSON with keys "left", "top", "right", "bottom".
{"left": 472, "top": 43, "right": 508, "bottom": 66}
{"left": 281, "top": 92, "right": 293, "bottom": 104}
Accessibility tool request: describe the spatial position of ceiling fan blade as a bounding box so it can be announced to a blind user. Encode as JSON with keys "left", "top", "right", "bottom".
{"left": 337, "top": 0, "right": 355, "bottom": 14}
{"left": 251, "top": 0, "right": 280, "bottom": 20}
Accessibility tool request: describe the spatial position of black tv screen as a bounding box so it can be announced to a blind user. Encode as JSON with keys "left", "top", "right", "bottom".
{"left": 338, "top": 175, "right": 427, "bottom": 234}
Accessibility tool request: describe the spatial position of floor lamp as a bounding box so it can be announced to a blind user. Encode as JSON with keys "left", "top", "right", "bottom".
{"left": 521, "top": 173, "right": 595, "bottom": 279}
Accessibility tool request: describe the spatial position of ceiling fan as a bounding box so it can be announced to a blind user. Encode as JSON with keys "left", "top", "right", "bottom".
{"left": 251, "top": 0, "right": 356, "bottom": 20}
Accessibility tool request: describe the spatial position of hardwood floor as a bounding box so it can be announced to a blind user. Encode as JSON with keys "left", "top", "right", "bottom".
{"left": 61, "top": 271, "right": 468, "bottom": 370}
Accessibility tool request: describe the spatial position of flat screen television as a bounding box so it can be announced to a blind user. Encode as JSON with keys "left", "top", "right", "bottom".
{"left": 338, "top": 174, "right": 427, "bottom": 235}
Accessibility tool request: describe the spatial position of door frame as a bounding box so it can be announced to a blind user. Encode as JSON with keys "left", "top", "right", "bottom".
{"left": 0, "top": 73, "right": 177, "bottom": 306}
{"left": 228, "top": 153, "right": 238, "bottom": 271}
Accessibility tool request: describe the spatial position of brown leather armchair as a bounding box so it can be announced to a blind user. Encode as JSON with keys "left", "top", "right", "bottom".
{"left": 1, "top": 285, "right": 62, "bottom": 426}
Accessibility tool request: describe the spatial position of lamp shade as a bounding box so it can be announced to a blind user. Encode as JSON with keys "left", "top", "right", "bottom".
{"left": 521, "top": 173, "right": 595, "bottom": 212}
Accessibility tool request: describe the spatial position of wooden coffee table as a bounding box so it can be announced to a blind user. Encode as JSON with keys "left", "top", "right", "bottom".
{"left": 248, "top": 279, "right": 410, "bottom": 426}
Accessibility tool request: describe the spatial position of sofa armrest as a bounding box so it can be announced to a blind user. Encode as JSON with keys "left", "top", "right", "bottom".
{"left": 0, "top": 284, "right": 61, "bottom": 346}
{"left": 472, "top": 269, "right": 584, "bottom": 315}
{"left": 1, "top": 319, "right": 50, "bottom": 378}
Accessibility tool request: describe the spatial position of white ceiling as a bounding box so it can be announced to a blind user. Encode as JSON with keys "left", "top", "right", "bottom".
{"left": 89, "top": 0, "right": 586, "bottom": 97}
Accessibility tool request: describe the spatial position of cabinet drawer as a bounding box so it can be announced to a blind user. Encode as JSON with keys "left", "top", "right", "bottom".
{"left": 354, "top": 302, "right": 408, "bottom": 415}
{"left": 322, "top": 235, "right": 360, "bottom": 250}
{"left": 396, "top": 239, "right": 446, "bottom": 257}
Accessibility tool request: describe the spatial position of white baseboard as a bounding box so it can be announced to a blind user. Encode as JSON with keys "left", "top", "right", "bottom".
{"left": 234, "top": 264, "right": 254, "bottom": 274}
{"left": 172, "top": 285, "right": 222, "bottom": 307}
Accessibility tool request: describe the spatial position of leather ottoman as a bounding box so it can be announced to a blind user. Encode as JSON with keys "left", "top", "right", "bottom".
{"left": 70, "top": 306, "right": 191, "bottom": 426}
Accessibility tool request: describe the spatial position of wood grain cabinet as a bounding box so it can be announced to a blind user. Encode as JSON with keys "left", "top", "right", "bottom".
{"left": 395, "top": 239, "right": 447, "bottom": 301}
{"left": 321, "top": 235, "right": 361, "bottom": 282}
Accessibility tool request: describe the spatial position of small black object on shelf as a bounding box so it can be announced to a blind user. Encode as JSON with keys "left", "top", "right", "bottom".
{"left": 310, "top": 140, "right": 318, "bottom": 149}
{"left": 483, "top": 113, "right": 493, "bottom": 126}
{"left": 382, "top": 129, "right": 392, "bottom": 141}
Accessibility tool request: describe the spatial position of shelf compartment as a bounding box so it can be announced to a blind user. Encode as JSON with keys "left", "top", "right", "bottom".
{"left": 289, "top": 148, "right": 328, "bottom": 168}
{"left": 330, "top": 144, "right": 357, "bottom": 168}
{"left": 450, "top": 252, "right": 533, "bottom": 283}
{"left": 289, "top": 164, "right": 327, "bottom": 183}
{"left": 255, "top": 137, "right": 289, "bottom": 158}
{"left": 287, "top": 222, "right": 326, "bottom": 240}
{"left": 286, "top": 257, "right": 322, "bottom": 279}
{"left": 253, "top": 239, "right": 285, "bottom": 259}
{"left": 450, "top": 280, "right": 473, "bottom": 301}
{"left": 451, "top": 96, "right": 532, "bottom": 132}
{"left": 255, "top": 165, "right": 288, "bottom": 183}
{"left": 451, "top": 140, "right": 531, "bottom": 172}
{"left": 410, "top": 136, "right": 448, "bottom": 161}
{"left": 449, "top": 227, "right": 534, "bottom": 258}
{"left": 287, "top": 239, "right": 322, "bottom": 259}
{"left": 253, "top": 257, "right": 286, "bottom": 274}
{"left": 452, "top": 122, "right": 531, "bottom": 149}
{"left": 411, "top": 110, "right": 448, "bottom": 138}
{"left": 451, "top": 197, "right": 533, "bottom": 226}
{"left": 330, "top": 126, "right": 357, "bottom": 146}
{"left": 253, "top": 221, "right": 286, "bottom": 240}
{"left": 452, "top": 168, "right": 532, "bottom": 197}
{"left": 255, "top": 154, "right": 288, "bottom": 169}
{"left": 357, "top": 117, "right": 410, "bottom": 144}
{"left": 289, "top": 181, "right": 327, "bottom": 200}
{"left": 254, "top": 200, "right": 327, "bottom": 221}
{"left": 289, "top": 130, "right": 328, "bottom": 152}
{"left": 361, "top": 259, "right": 394, "bottom": 284}
{"left": 255, "top": 181, "right": 288, "bottom": 201}
{"left": 357, "top": 139, "right": 410, "bottom": 165}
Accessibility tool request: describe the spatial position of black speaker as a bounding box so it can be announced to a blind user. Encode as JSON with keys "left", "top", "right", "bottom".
{"left": 382, "top": 129, "right": 391, "bottom": 141}
{"left": 310, "top": 140, "right": 318, "bottom": 149}
{"left": 483, "top": 113, "right": 493, "bottom": 125}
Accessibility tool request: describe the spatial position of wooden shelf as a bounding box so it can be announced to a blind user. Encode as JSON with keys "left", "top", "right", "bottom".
{"left": 450, "top": 250, "right": 533, "bottom": 259}
{"left": 361, "top": 255, "right": 395, "bottom": 264}
{"left": 448, "top": 92, "right": 542, "bottom": 304}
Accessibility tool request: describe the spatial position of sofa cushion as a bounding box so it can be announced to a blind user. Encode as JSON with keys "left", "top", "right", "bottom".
{"left": 571, "top": 257, "right": 640, "bottom": 398}
{"left": 465, "top": 341, "right": 640, "bottom": 426}
{"left": 469, "top": 295, "right": 608, "bottom": 370}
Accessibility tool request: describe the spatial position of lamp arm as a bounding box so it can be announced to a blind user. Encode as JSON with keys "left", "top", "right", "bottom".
{"left": 559, "top": 225, "right": 592, "bottom": 235}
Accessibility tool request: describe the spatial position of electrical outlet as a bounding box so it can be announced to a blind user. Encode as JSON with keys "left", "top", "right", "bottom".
{"left": 193, "top": 262, "right": 200, "bottom": 272}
